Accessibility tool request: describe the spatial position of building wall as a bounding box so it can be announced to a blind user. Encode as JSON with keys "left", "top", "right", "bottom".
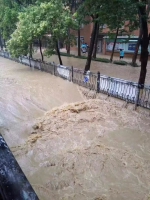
{"left": 70, "top": 22, "right": 93, "bottom": 51}
{"left": 70, "top": 21, "right": 150, "bottom": 57}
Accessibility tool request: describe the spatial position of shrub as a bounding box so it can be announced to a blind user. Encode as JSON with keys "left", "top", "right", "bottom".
{"left": 74, "top": 55, "right": 87, "bottom": 59}
{"left": 113, "top": 60, "right": 128, "bottom": 65}
{"left": 129, "top": 62, "right": 140, "bottom": 67}
{"left": 93, "top": 58, "right": 110, "bottom": 63}
{"left": 60, "top": 52, "right": 73, "bottom": 57}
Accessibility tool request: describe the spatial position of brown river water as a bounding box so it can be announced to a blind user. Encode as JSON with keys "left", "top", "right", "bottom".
{"left": 0, "top": 57, "right": 150, "bottom": 200}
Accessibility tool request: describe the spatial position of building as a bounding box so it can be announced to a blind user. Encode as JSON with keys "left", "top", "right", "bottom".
{"left": 71, "top": 22, "right": 150, "bottom": 59}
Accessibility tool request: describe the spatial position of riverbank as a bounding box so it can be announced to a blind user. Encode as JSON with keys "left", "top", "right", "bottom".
{"left": 0, "top": 57, "right": 150, "bottom": 200}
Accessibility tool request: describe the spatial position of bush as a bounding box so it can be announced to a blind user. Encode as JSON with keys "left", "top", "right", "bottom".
{"left": 113, "top": 60, "right": 128, "bottom": 65}
{"left": 60, "top": 52, "right": 73, "bottom": 57}
{"left": 129, "top": 62, "right": 140, "bottom": 67}
{"left": 74, "top": 55, "right": 87, "bottom": 59}
{"left": 93, "top": 58, "right": 110, "bottom": 63}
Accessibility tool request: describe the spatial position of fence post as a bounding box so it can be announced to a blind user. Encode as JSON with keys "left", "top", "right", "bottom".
{"left": 134, "top": 84, "right": 141, "bottom": 109}
{"left": 39, "top": 60, "right": 41, "bottom": 70}
{"left": 29, "top": 56, "right": 31, "bottom": 67}
{"left": 97, "top": 71, "right": 100, "bottom": 93}
{"left": 20, "top": 56, "right": 22, "bottom": 64}
{"left": 71, "top": 66, "right": 73, "bottom": 82}
{"left": 53, "top": 62, "right": 55, "bottom": 75}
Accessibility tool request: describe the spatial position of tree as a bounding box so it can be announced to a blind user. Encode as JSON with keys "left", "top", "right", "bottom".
{"left": 0, "top": 0, "right": 19, "bottom": 41}
{"left": 132, "top": 0, "right": 150, "bottom": 66}
{"left": 138, "top": 0, "right": 149, "bottom": 87}
{"left": 131, "top": 11, "right": 142, "bottom": 66}
{"left": 76, "top": 0, "right": 103, "bottom": 72}
{"left": 7, "top": 1, "right": 77, "bottom": 65}
{"left": 76, "top": 0, "right": 139, "bottom": 71}
{"left": 99, "top": 0, "right": 138, "bottom": 62}
{"left": 84, "top": 20, "right": 98, "bottom": 72}
{"left": 92, "top": 23, "right": 99, "bottom": 59}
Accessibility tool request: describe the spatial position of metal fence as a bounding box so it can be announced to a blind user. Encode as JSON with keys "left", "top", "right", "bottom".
{"left": 0, "top": 50, "right": 150, "bottom": 109}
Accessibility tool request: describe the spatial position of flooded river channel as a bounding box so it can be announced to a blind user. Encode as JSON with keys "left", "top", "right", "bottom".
{"left": 0, "top": 57, "right": 83, "bottom": 147}
{"left": 0, "top": 57, "right": 150, "bottom": 200}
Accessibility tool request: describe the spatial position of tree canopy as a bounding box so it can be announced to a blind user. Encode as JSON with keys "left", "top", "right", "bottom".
{"left": 7, "top": 0, "right": 77, "bottom": 58}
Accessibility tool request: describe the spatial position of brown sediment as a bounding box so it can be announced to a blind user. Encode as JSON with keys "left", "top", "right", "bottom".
{"left": 14, "top": 99, "right": 150, "bottom": 200}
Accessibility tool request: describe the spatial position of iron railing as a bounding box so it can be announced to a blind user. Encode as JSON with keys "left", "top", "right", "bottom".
{"left": 0, "top": 50, "right": 149, "bottom": 109}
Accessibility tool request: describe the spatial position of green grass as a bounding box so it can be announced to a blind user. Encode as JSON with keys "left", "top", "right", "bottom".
{"left": 60, "top": 52, "right": 73, "bottom": 57}
{"left": 113, "top": 60, "right": 128, "bottom": 65}
{"left": 93, "top": 57, "right": 110, "bottom": 63}
{"left": 74, "top": 55, "right": 87, "bottom": 59}
{"left": 129, "top": 62, "right": 140, "bottom": 67}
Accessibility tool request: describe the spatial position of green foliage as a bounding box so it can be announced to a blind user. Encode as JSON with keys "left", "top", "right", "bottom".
{"left": 76, "top": 0, "right": 139, "bottom": 34}
{"left": 7, "top": 0, "right": 78, "bottom": 57}
{"left": 59, "top": 52, "right": 73, "bottom": 57}
{"left": 113, "top": 60, "right": 128, "bottom": 65}
{"left": 129, "top": 62, "right": 140, "bottom": 67}
{"left": 93, "top": 58, "right": 110, "bottom": 63}
{"left": 75, "top": 55, "right": 87, "bottom": 59}
{"left": 0, "top": 0, "right": 19, "bottom": 40}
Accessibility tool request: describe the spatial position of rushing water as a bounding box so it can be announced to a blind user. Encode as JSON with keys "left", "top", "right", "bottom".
{"left": 0, "top": 57, "right": 150, "bottom": 200}
{"left": 0, "top": 57, "right": 84, "bottom": 147}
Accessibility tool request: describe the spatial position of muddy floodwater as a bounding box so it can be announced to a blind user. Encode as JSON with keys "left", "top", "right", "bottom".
{"left": 0, "top": 57, "right": 83, "bottom": 147}
{"left": 0, "top": 57, "right": 150, "bottom": 200}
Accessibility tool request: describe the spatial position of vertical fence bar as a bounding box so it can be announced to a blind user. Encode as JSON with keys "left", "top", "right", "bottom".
{"left": 97, "top": 71, "right": 100, "bottom": 93}
{"left": 53, "top": 62, "right": 55, "bottom": 75}
{"left": 29, "top": 56, "right": 31, "bottom": 67}
{"left": 71, "top": 66, "right": 73, "bottom": 82}
{"left": 135, "top": 84, "right": 141, "bottom": 109}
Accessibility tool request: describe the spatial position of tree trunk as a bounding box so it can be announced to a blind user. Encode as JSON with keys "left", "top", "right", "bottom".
{"left": 110, "top": 27, "right": 119, "bottom": 62}
{"left": 39, "top": 38, "right": 44, "bottom": 61}
{"left": 0, "top": 32, "right": 3, "bottom": 50}
{"left": 3, "top": 39, "right": 6, "bottom": 48}
{"left": 138, "top": 0, "right": 149, "bottom": 88}
{"left": 92, "top": 23, "right": 99, "bottom": 58}
{"left": 56, "top": 41, "right": 63, "bottom": 65}
{"left": 78, "top": 29, "right": 81, "bottom": 57}
{"left": 132, "top": 12, "right": 142, "bottom": 66}
{"left": 29, "top": 43, "right": 32, "bottom": 58}
{"left": 66, "top": 29, "right": 70, "bottom": 54}
{"left": 84, "top": 21, "right": 98, "bottom": 72}
{"left": 132, "top": 30, "right": 142, "bottom": 66}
